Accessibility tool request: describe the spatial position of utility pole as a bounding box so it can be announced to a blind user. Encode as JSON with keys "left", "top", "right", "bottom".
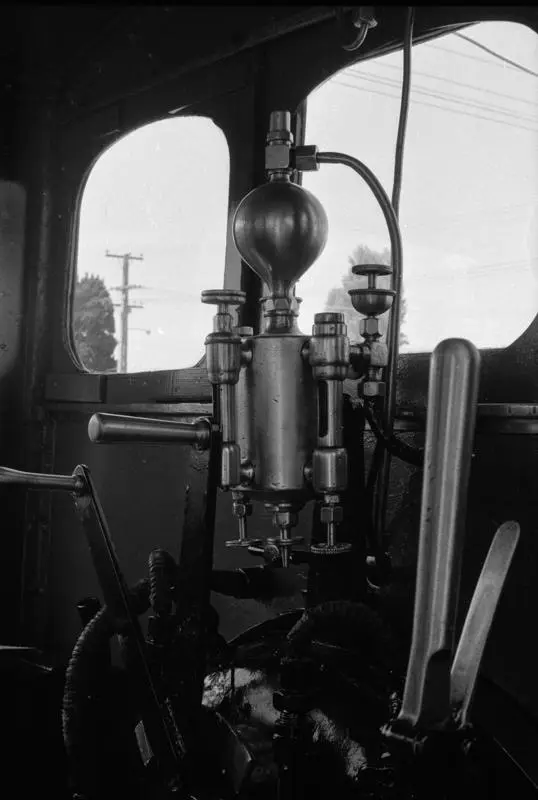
{"left": 105, "top": 250, "right": 145, "bottom": 373}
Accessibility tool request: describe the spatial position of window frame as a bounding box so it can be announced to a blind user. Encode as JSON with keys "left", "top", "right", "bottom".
{"left": 299, "top": 21, "right": 538, "bottom": 359}
{"left": 46, "top": 56, "right": 256, "bottom": 405}
{"left": 257, "top": 9, "right": 538, "bottom": 407}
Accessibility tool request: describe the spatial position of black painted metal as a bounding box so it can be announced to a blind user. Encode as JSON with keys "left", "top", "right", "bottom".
{"left": 71, "top": 465, "right": 187, "bottom": 781}
{"left": 175, "top": 412, "right": 221, "bottom": 705}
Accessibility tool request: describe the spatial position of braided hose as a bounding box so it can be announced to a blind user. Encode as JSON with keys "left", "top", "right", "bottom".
{"left": 62, "top": 578, "right": 151, "bottom": 792}
{"left": 148, "top": 549, "right": 177, "bottom": 616}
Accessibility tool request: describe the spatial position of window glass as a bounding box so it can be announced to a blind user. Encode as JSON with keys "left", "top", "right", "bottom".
{"left": 73, "top": 116, "right": 230, "bottom": 372}
{"left": 299, "top": 22, "right": 538, "bottom": 352}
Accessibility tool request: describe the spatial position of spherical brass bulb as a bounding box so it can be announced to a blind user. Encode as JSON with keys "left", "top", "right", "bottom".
{"left": 232, "top": 179, "right": 328, "bottom": 297}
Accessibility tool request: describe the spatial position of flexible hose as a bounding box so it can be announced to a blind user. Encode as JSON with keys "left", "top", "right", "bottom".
{"left": 316, "top": 152, "right": 403, "bottom": 462}
{"left": 363, "top": 399, "right": 423, "bottom": 468}
{"left": 372, "top": 5, "right": 415, "bottom": 552}
{"left": 148, "top": 549, "right": 177, "bottom": 616}
{"left": 391, "top": 7, "right": 415, "bottom": 217}
{"left": 62, "top": 579, "right": 151, "bottom": 791}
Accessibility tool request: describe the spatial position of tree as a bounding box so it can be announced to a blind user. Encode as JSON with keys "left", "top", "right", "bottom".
{"left": 325, "top": 244, "right": 408, "bottom": 347}
{"left": 73, "top": 274, "right": 118, "bottom": 372}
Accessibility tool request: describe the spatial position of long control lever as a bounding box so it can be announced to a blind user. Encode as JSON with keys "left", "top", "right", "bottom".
{"left": 88, "top": 412, "right": 212, "bottom": 448}
{"left": 395, "top": 338, "right": 481, "bottom": 733}
{"left": 0, "top": 464, "right": 186, "bottom": 792}
{"left": 384, "top": 339, "right": 520, "bottom": 770}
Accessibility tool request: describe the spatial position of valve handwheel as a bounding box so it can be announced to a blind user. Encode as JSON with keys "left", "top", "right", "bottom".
{"left": 201, "top": 289, "right": 246, "bottom": 311}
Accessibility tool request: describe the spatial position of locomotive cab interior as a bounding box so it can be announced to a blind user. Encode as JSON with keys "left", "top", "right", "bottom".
{"left": 1, "top": 5, "right": 538, "bottom": 799}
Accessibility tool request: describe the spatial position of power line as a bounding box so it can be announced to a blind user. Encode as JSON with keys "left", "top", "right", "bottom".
{"left": 415, "top": 256, "right": 538, "bottom": 280}
{"left": 425, "top": 40, "right": 536, "bottom": 76}
{"left": 345, "top": 69, "right": 538, "bottom": 125}
{"left": 105, "top": 250, "right": 145, "bottom": 373}
{"left": 332, "top": 78, "right": 538, "bottom": 133}
{"left": 454, "top": 32, "right": 538, "bottom": 79}
{"left": 345, "top": 199, "right": 538, "bottom": 241}
{"left": 350, "top": 61, "right": 538, "bottom": 108}
{"left": 340, "top": 257, "right": 538, "bottom": 283}
{"left": 334, "top": 75, "right": 538, "bottom": 132}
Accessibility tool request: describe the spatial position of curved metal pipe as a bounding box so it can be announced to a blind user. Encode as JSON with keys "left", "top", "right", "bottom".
{"left": 88, "top": 413, "right": 212, "bottom": 449}
{"left": 316, "top": 151, "right": 403, "bottom": 538}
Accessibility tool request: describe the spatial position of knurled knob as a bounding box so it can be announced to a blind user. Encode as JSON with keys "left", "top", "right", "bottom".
{"left": 225, "top": 536, "right": 263, "bottom": 548}
{"left": 314, "top": 312, "right": 345, "bottom": 324}
{"left": 201, "top": 289, "right": 246, "bottom": 308}
{"left": 351, "top": 263, "right": 392, "bottom": 277}
{"left": 271, "top": 535, "right": 304, "bottom": 547}
{"left": 310, "top": 542, "right": 352, "bottom": 556}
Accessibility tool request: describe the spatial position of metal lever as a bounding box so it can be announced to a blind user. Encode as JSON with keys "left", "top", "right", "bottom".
{"left": 71, "top": 465, "right": 186, "bottom": 778}
{"left": 396, "top": 338, "right": 480, "bottom": 733}
{"left": 0, "top": 462, "right": 186, "bottom": 786}
{"left": 450, "top": 519, "right": 519, "bottom": 728}
{"left": 88, "top": 412, "right": 212, "bottom": 449}
{"left": 0, "top": 465, "right": 84, "bottom": 492}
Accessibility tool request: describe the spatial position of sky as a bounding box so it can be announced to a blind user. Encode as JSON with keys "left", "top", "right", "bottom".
{"left": 76, "top": 20, "right": 538, "bottom": 372}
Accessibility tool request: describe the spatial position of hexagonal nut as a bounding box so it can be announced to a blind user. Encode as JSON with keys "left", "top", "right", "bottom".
{"left": 362, "top": 381, "right": 386, "bottom": 398}
{"left": 274, "top": 510, "right": 298, "bottom": 529}
{"left": 359, "top": 317, "right": 382, "bottom": 338}
{"left": 265, "top": 143, "right": 291, "bottom": 171}
{"left": 262, "top": 295, "right": 298, "bottom": 315}
{"left": 294, "top": 144, "right": 319, "bottom": 172}
{"left": 320, "top": 504, "right": 343, "bottom": 524}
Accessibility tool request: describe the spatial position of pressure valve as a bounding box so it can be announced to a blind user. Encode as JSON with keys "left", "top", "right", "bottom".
{"left": 198, "top": 109, "right": 403, "bottom": 567}
{"left": 225, "top": 491, "right": 262, "bottom": 548}
{"left": 201, "top": 289, "right": 246, "bottom": 488}
{"left": 348, "top": 263, "right": 394, "bottom": 397}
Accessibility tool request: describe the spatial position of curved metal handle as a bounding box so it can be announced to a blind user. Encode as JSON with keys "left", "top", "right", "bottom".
{"left": 88, "top": 413, "right": 212, "bottom": 449}
{"left": 450, "top": 519, "right": 520, "bottom": 727}
{"left": 0, "top": 465, "right": 83, "bottom": 493}
{"left": 397, "top": 338, "right": 480, "bottom": 732}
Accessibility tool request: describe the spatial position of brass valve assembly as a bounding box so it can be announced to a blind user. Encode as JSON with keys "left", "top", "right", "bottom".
{"left": 349, "top": 263, "right": 395, "bottom": 397}
{"left": 85, "top": 110, "right": 401, "bottom": 569}
{"left": 202, "top": 111, "right": 398, "bottom": 567}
